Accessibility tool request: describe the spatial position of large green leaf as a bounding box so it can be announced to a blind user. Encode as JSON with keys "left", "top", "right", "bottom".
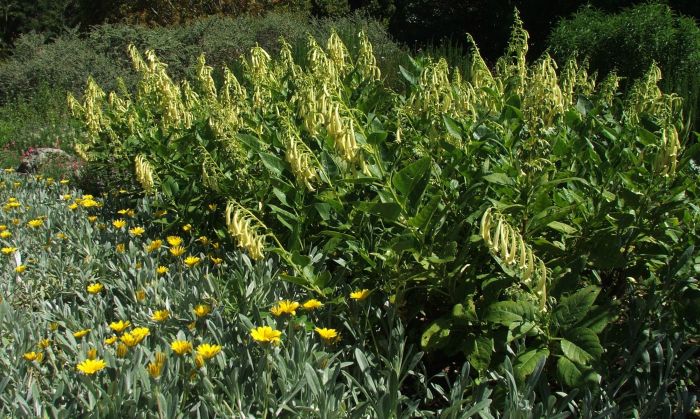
{"left": 484, "top": 300, "right": 537, "bottom": 328}
{"left": 553, "top": 286, "right": 600, "bottom": 329}
{"left": 464, "top": 334, "right": 493, "bottom": 371}
{"left": 392, "top": 157, "right": 431, "bottom": 212}
{"left": 557, "top": 356, "right": 583, "bottom": 387}
{"left": 514, "top": 348, "right": 549, "bottom": 382}
{"left": 355, "top": 201, "right": 402, "bottom": 222}
{"left": 564, "top": 327, "right": 603, "bottom": 362}
{"left": 421, "top": 318, "right": 451, "bottom": 351}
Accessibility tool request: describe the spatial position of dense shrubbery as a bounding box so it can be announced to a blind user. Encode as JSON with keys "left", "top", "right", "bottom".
{"left": 548, "top": 3, "right": 700, "bottom": 132}
{"left": 60, "top": 13, "right": 700, "bottom": 416}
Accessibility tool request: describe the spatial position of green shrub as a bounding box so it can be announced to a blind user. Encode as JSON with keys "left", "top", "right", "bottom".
{"left": 548, "top": 3, "right": 700, "bottom": 132}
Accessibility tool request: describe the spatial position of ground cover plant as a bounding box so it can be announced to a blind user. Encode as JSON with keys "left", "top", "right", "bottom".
{"left": 2, "top": 11, "right": 699, "bottom": 417}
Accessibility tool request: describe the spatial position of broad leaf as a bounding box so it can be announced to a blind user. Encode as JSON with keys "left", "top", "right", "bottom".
{"left": 484, "top": 300, "right": 537, "bottom": 328}
{"left": 392, "top": 157, "right": 431, "bottom": 212}
{"left": 514, "top": 348, "right": 549, "bottom": 382}
{"left": 553, "top": 286, "right": 600, "bottom": 329}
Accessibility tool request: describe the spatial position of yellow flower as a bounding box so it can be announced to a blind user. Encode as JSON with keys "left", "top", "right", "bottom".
{"left": 38, "top": 338, "right": 51, "bottom": 349}
{"left": 11, "top": 218, "right": 19, "bottom": 225}
{"left": 87, "top": 283, "right": 104, "bottom": 294}
{"left": 61, "top": 194, "right": 72, "bottom": 201}
{"left": 187, "top": 321, "right": 196, "bottom": 331}
{"left": 109, "top": 320, "right": 131, "bottom": 334}
{"left": 77, "top": 358, "right": 107, "bottom": 375}
{"left": 80, "top": 198, "right": 99, "bottom": 208}
{"left": 116, "top": 343, "right": 128, "bottom": 357}
{"left": 196, "top": 343, "right": 222, "bottom": 360}
{"left": 49, "top": 322, "right": 59, "bottom": 332}
{"left": 171, "top": 340, "right": 193, "bottom": 355}
{"left": 23, "top": 351, "right": 43, "bottom": 362}
{"left": 212, "top": 242, "right": 221, "bottom": 249}
{"left": 129, "top": 226, "right": 145, "bottom": 236}
{"left": 147, "top": 361, "right": 163, "bottom": 378}
{"left": 155, "top": 209, "right": 168, "bottom": 218}
{"left": 146, "top": 240, "right": 162, "bottom": 253}
{"left": 68, "top": 203, "right": 78, "bottom": 210}
{"left": 0, "top": 225, "right": 6, "bottom": 231}
{"left": 270, "top": 300, "right": 300, "bottom": 317}
{"left": 60, "top": 179, "right": 69, "bottom": 185}
{"left": 27, "top": 219, "right": 44, "bottom": 228}
{"left": 73, "top": 329, "right": 90, "bottom": 339}
{"left": 197, "top": 235, "right": 209, "bottom": 245}
{"left": 169, "top": 246, "right": 185, "bottom": 257}
{"left": 104, "top": 335, "right": 118, "bottom": 345}
{"left": 210, "top": 256, "right": 223, "bottom": 265}
{"left": 87, "top": 348, "right": 98, "bottom": 360}
{"left": 250, "top": 326, "right": 282, "bottom": 345}
{"left": 112, "top": 219, "right": 126, "bottom": 229}
{"left": 87, "top": 215, "right": 97, "bottom": 223}
{"left": 302, "top": 299, "right": 323, "bottom": 310}
{"left": 135, "top": 289, "right": 146, "bottom": 301}
{"left": 0, "top": 231, "right": 11, "bottom": 238}
{"left": 152, "top": 310, "right": 170, "bottom": 322}
{"left": 195, "top": 355, "right": 205, "bottom": 369}
{"left": 184, "top": 256, "right": 201, "bottom": 267}
{"left": 1, "top": 246, "right": 17, "bottom": 255}
{"left": 193, "top": 304, "right": 211, "bottom": 318}
{"left": 208, "top": 203, "right": 217, "bottom": 211}
{"left": 182, "top": 224, "right": 192, "bottom": 232}
{"left": 350, "top": 289, "right": 370, "bottom": 301}
{"left": 46, "top": 177, "right": 54, "bottom": 185}
{"left": 15, "top": 264, "right": 27, "bottom": 273}
{"left": 120, "top": 327, "right": 149, "bottom": 347}
{"left": 116, "top": 243, "right": 125, "bottom": 253}
{"left": 156, "top": 266, "right": 169, "bottom": 275}
{"left": 314, "top": 327, "right": 339, "bottom": 343}
{"left": 4, "top": 168, "right": 14, "bottom": 173}
{"left": 166, "top": 236, "right": 183, "bottom": 246}
{"left": 56, "top": 232, "right": 67, "bottom": 240}
{"left": 117, "top": 209, "right": 135, "bottom": 217}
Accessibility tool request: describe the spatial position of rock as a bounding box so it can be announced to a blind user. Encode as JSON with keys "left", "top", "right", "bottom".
{"left": 17, "top": 147, "right": 80, "bottom": 174}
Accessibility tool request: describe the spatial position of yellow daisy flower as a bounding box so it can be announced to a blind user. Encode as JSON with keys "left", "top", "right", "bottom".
{"left": 87, "top": 283, "right": 104, "bottom": 294}
{"left": 156, "top": 266, "right": 169, "bottom": 275}
{"left": 0, "top": 231, "right": 11, "bottom": 238}
{"left": 196, "top": 343, "right": 222, "bottom": 360}
{"left": 76, "top": 358, "right": 107, "bottom": 375}
{"left": 302, "top": 299, "right": 323, "bottom": 310}
{"left": 184, "top": 256, "right": 201, "bottom": 267}
{"left": 1, "top": 247, "right": 16, "bottom": 255}
{"left": 171, "top": 340, "right": 193, "bottom": 355}
{"left": 104, "top": 336, "right": 118, "bottom": 345}
{"left": 151, "top": 310, "right": 170, "bottom": 322}
{"left": 109, "top": 320, "right": 131, "bottom": 334}
{"left": 166, "top": 236, "right": 183, "bottom": 246}
{"left": 112, "top": 219, "right": 126, "bottom": 229}
{"left": 15, "top": 264, "right": 27, "bottom": 273}
{"left": 250, "top": 326, "right": 282, "bottom": 345}
{"left": 314, "top": 327, "right": 339, "bottom": 343}
{"left": 27, "top": 219, "right": 44, "bottom": 228}
{"left": 350, "top": 289, "right": 370, "bottom": 301}
{"left": 23, "top": 351, "right": 43, "bottom": 362}
{"left": 193, "top": 304, "right": 211, "bottom": 318}
{"left": 169, "top": 246, "right": 185, "bottom": 257}
{"left": 129, "top": 226, "right": 145, "bottom": 236}
{"left": 270, "top": 300, "right": 300, "bottom": 317}
{"left": 73, "top": 329, "right": 90, "bottom": 339}
{"left": 146, "top": 240, "right": 162, "bottom": 253}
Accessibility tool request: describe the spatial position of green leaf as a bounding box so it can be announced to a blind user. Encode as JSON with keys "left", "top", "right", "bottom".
{"left": 259, "top": 152, "right": 285, "bottom": 176}
{"left": 421, "top": 318, "right": 451, "bottom": 351}
{"left": 408, "top": 194, "right": 440, "bottom": 229}
{"left": 553, "top": 286, "right": 600, "bottom": 329}
{"left": 484, "top": 300, "right": 537, "bottom": 328}
{"left": 561, "top": 339, "right": 593, "bottom": 364}
{"left": 557, "top": 356, "right": 583, "bottom": 387}
{"left": 399, "top": 65, "right": 417, "bottom": 85}
{"left": 483, "top": 172, "right": 514, "bottom": 186}
{"left": 514, "top": 348, "right": 549, "bottom": 382}
{"left": 443, "top": 115, "right": 463, "bottom": 140}
{"left": 565, "top": 327, "right": 603, "bottom": 360}
{"left": 355, "top": 201, "right": 402, "bottom": 222}
{"left": 392, "top": 157, "right": 431, "bottom": 212}
{"left": 464, "top": 335, "right": 493, "bottom": 371}
{"left": 367, "top": 131, "right": 388, "bottom": 145}
{"left": 547, "top": 221, "right": 578, "bottom": 235}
